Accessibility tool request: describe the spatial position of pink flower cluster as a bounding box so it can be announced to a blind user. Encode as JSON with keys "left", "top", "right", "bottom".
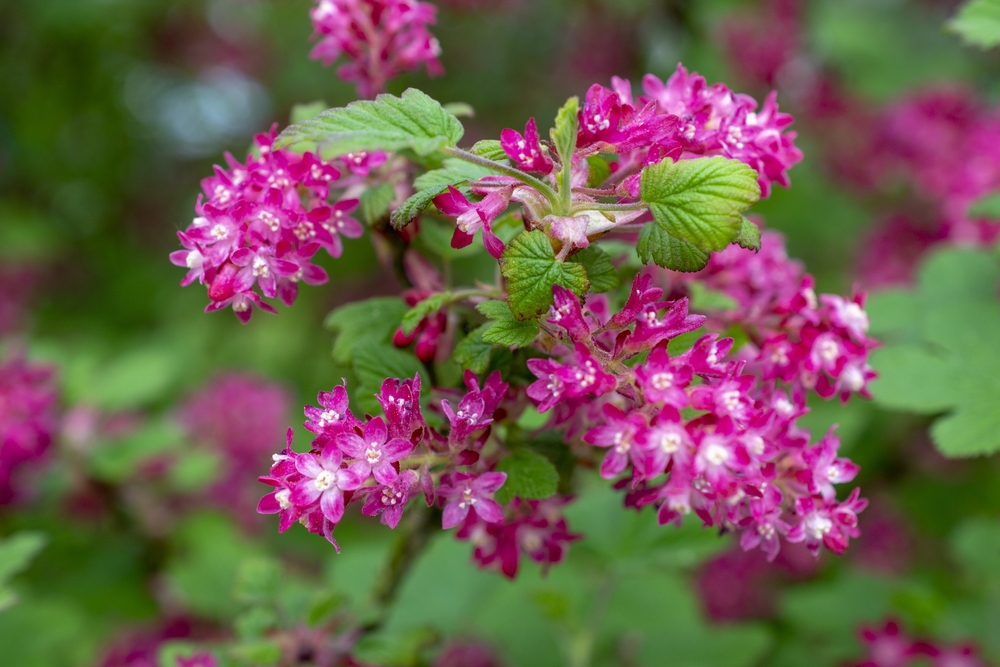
{"left": 668, "top": 230, "right": 877, "bottom": 402}
{"left": 257, "top": 371, "right": 579, "bottom": 575}
{"left": 309, "top": 0, "right": 444, "bottom": 98}
{"left": 528, "top": 272, "right": 869, "bottom": 560}
{"left": 171, "top": 126, "right": 374, "bottom": 323}
{"left": 432, "top": 64, "right": 800, "bottom": 258}
{"left": 852, "top": 620, "right": 991, "bottom": 667}
{"left": 178, "top": 374, "right": 291, "bottom": 520}
{"left": 0, "top": 354, "right": 58, "bottom": 505}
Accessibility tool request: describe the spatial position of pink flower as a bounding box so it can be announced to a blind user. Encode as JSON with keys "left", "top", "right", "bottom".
{"left": 501, "top": 118, "right": 553, "bottom": 174}
{"left": 309, "top": 0, "right": 443, "bottom": 98}
{"left": 290, "top": 445, "right": 363, "bottom": 524}
{"left": 362, "top": 469, "right": 419, "bottom": 528}
{"left": 337, "top": 417, "right": 414, "bottom": 485}
{"left": 437, "top": 471, "right": 507, "bottom": 529}
{"left": 432, "top": 185, "right": 511, "bottom": 259}
{"left": 635, "top": 345, "right": 692, "bottom": 409}
{"left": 0, "top": 354, "right": 58, "bottom": 505}
{"left": 303, "top": 382, "right": 361, "bottom": 438}
{"left": 584, "top": 405, "right": 649, "bottom": 480}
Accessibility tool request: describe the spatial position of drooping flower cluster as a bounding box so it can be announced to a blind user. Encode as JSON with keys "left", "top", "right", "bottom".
{"left": 852, "top": 620, "right": 992, "bottom": 667}
{"left": 178, "top": 374, "right": 291, "bottom": 520}
{"left": 171, "top": 126, "right": 373, "bottom": 323}
{"left": 309, "top": 0, "right": 444, "bottom": 98}
{"left": 0, "top": 353, "right": 58, "bottom": 505}
{"left": 527, "top": 272, "right": 869, "bottom": 560}
{"left": 258, "top": 372, "right": 579, "bottom": 575}
{"left": 665, "top": 230, "right": 878, "bottom": 402}
{"left": 432, "top": 64, "right": 801, "bottom": 258}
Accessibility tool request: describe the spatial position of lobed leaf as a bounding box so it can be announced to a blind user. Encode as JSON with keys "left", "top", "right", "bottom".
{"left": 639, "top": 157, "right": 760, "bottom": 268}
{"left": 569, "top": 245, "right": 619, "bottom": 293}
{"left": 470, "top": 140, "right": 508, "bottom": 162}
{"left": 735, "top": 217, "right": 762, "bottom": 251}
{"left": 494, "top": 449, "right": 560, "bottom": 505}
{"left": 452, "top": 324, "right": 494, "bottom": 374}
{"left": 499, "top": 231, "right": 589, "bottom": 321}
{"left": 476, "top": 300, "right": 541, "bottom": 347}
{"left": 947, "top": 0, "right": 1000, "bottom": 48}
{"left": 276, "top": 88, "right": 464, "bottom": 159}
{"left": 325, "top": 297, "right": 409, "bottom": 364}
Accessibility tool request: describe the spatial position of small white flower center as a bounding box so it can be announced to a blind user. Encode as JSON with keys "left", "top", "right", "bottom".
{"left": 651, "top": 372, "right": 674, "bottom": 391}
{"left": 314, "top": 470, "right": 335, "bottom": 491}
{"left": 275, "top": 489, "right": 291, "bottom": 510}
{"left": 703, "top": 443, "right": 729, "bottom": 466}
{"left": 365, "top": 445, "right": 381, "bottom": 465}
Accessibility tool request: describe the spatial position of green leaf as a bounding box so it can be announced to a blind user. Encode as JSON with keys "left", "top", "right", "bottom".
{"left": 400, "top": 292, "right": 450, "bottom": 336}
{"left": 569, "top": 245, "right": 619, "bottom": 293}
{"left": 352, "top": 342, "right": 428, "bottom": 413}
{"left": 931, "top": 397, "right": 1000, "bottom": 457}
{"left": 325, "top": 297, "right": 408, "bottom": 365}
{"left": 0, "top": 531, "right": 46, "bottom": 611}
{"left": 552, "top": 96, "right": 580, "bottom": 167}
{"left": 167, "top": 450, "right": 221, "bottom": 492}
{"left": 499, "top": 231, "right": 589, "bottom": 321}
{"left": 276, "top": 88, "right": 464, "bottom": 159}
{"left": 91, "top": 346, "right": 181, "bottom": 410}
{"left": 470, "top": 140, "right": 508, "bottom": 162}
{"left": 233, "top": 557, "right": 281, "bottom": 607}
{"left": 476, "top": 300, "right": 541, "bottom": 347}
{"left": 869, "top": 345, "right": 963, "bottom": 413}
{"left": 413, "top": 158, "right": 494, "bottom": 192}
{"left": 306, "top": 590, "right": 345, "bottom": 626}
{"left": 735, "top": 217, "right": 762, "bottom": 251}
{"left": 359, "top": 183, "right": 396, "bottom": 226}
{"left": 586, "top": 156, "right": 612, "bottom": 188}
{"left": 639, "top": 156, "right": 760, "bottom": 254}
{"left": 947, "top": 0, "right": 1000, "bottom": 48}
{"left": 442, "top": 102, "right": 475, "bottom": 118}
{"left": 289, "top": 101, "right": 327, "bottom": 124}
{"left": 453, "top": 324, "right": 494, "bottom": 374}
{"left": 494, "top": 449, "right": 559, "bottom": 505}
{"left": 88, "top": 419, "right": 186, "bottom": 483}
{"left": 688, "top": 282, "right": 739, "bottom": 312}
{"left": 636, "top": 223, "right": 711, "bottom": 272}
{"left": 969, "top": 189, "right": 1000, "bottom": 218}
{"left": 391, "top": 159, "right": 495, "bottom": 230}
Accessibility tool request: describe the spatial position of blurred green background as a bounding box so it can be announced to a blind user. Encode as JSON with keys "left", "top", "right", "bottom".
{"left": 3, "top": 0, "right": 1000, "bottom": 665}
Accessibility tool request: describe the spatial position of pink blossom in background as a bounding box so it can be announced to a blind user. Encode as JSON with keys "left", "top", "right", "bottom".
{"left": 0, "top": 353, "right": 58, "bottom": 505}
{"left": 179, "top": 373, "right": 291, "bottom": 520}
{"left": 852, "top": 620, "right": 993, "bottom": 667}
{"left": 309, "top": 0, "right": 443, "bottom": 98}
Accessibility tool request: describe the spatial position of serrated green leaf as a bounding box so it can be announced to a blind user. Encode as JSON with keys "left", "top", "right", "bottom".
{"left": 586, "top": 155, "right": 612, "bottom": 188}
{"left": 499, "top": 231, "right": 589, "bottom": 321}
{"left": 391, "top": 159, "right": 495, "bottom": 230}
{"left": 442, "top": 102, "right": 475, "bottom": 118}
{"left": 476, "top": 300, "right": 541, "bottom": 347}
{"left": 640, "top": 156, "right": 760, "bottom": 254}
{"left": 947, "top": 0, "right": 1000, "bottom": 48}
{"left": 969, "top": 189, "right": 1000, "bottom": 218}
{"left": 869, "top": 345, "right": 963, "bottom": 414}
{"left": 552, "top": 97, "right": 580, "bottom": 167}
{"left": 494, "top": 449, "right": 559, "bottom": 505}
{"left": 0, "top": 532, "right": 46, "bottom": 605}
{"left": 636, "top": 223, "right": 711, "bottom": 272}
{"left": 569, "top": 245, "right": 619, "bottom": 293}
{"left": 453, "top": 324, "right": 494, "bottom": 374}
{"left": 400, "top": 292, "right": 450, "bottom": 336}
{"left": 359, "top": 183, "right": 395, "bottom": 226}
{"left": 391, "top": 189, "right": 444, "bottom": 230}
{"left": 413, "top": 159, "right": 494, "bottom": 192}
{"left": 735, "top": 217, "right": 762, "bottom": 251}
{"left": 276, "top": 88, "right": 464, "bottom": 158}
{"left": 352, "top": 342, "right": 428, "bottom": 414}
{"left": 931, "top": 396, "right": 1000, "bottom": 457}
{"left": 325, "top": 297, "right": 408, "bottom": 364}
{"left": 470, "top": 140, "right": 508, "bottom": 162}
{"left": 688, "top": 281, "right": 739, "bottom": 312}
{"left": 289, "top": 101, "right": 327, "bottom": 124}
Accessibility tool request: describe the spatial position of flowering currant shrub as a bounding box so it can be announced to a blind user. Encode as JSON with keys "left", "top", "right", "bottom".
{"left": 172, "top": 50, "right": 876, "bottom": 577}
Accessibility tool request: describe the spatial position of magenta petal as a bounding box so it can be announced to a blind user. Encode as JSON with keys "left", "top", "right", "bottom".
{"left": 451, "top": 228, "right": 475, "bottom": 249}
{"left": 482, "top": 226, "right": 505, "bottom": 259}
{"left": 382, "top": 437, "right": 414, "bottom": 462}
{"left": 373, "top": 462, "right": 399, "bottom": 486}
{"left": 257, "top": 493, "right": 280, "bottom": 514}
{"left": 320, "top": 489, "right": 345, "bottom": 524}
{"left": 295, "top": 454, "right": 323, "bottom": 478}
{"left": 476, "top": 471, "right": 507, "bottom": 494}
{"left": 442, "top": 501, "right": 469, "bottom": 529}
{"left": 335, "top": 432, "right": 366, "bottom": 459}
{"left": 474, "top": 498, "right": 504, "bottom": 523}
{"left": 600, "top": 449, "right": 627, "bottom": 479}
{"left": 364, "top": 417, "right": 388, "bottom": 446}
